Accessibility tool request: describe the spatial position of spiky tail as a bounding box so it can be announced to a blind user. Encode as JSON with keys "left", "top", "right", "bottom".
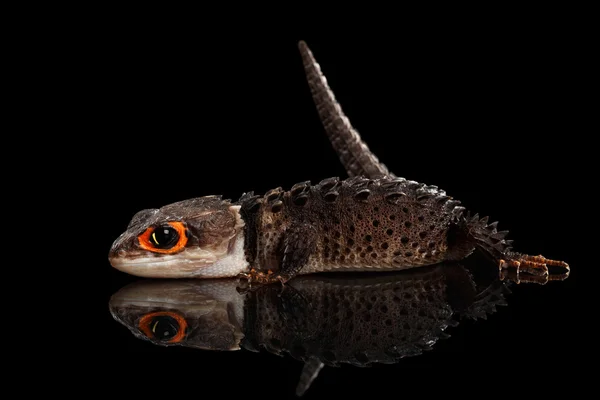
{"left": 464, "top": 213, "right": 570, "bottom": 280}
{"left": 298, "top": 41, "right": 393, "bottom": 179}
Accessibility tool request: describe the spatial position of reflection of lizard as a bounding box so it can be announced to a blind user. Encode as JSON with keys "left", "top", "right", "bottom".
{"left": 109, "top": 41, "right": 569, "bottom": 282}
{"left": 108, "top": 261, "right": 514, "bottom": 396}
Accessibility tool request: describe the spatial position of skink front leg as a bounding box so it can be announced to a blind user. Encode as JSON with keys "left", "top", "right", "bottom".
{"left": 238, "top": 268, "right": 286, "bottom": 285}
{"left": 238, "top": 223, "right": 317, "bottom": 287}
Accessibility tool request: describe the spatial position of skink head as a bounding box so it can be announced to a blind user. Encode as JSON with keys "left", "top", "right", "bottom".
{"left": 109, "top": 196, "right": 246, "bottom": 278}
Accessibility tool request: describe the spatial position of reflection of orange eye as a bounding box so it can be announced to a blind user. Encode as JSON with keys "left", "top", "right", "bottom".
{"left": 139, "top": 312, "right": 188, "bottom": 343}
{"left": 138, "top": 221, "right": 188, "bottom": 254}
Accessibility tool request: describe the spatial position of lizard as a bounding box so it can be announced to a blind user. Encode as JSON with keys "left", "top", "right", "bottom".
{"left": 108, "top": 41, "right": 569, "bottom": 283}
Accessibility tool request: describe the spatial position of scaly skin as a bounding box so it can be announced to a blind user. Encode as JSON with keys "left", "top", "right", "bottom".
{"left": 238, "top": 176, "right": 468, "bottom": 276}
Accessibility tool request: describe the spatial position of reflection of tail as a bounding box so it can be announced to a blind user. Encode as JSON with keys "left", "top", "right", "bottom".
{"left": 464, "top": 213, "right": 570, "bottom": 279}
{"left": 296, "top": 358, "right": 325, "bottom": 397}
{"left": 461, "top": 279, "right": 510, "bottom": 320}
{"left": 298, "top": 41, "right": 393, "bottom": 179}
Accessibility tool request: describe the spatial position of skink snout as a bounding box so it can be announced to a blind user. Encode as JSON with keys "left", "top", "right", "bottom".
{"left": 109, "top": 233, "right": 129, "bottom": 261}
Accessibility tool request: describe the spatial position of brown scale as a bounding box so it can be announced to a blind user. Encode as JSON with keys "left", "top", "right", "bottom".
{"left": 249, "top": 177, "right": 457, "bottom": 275}
{"left": 309, "top": 179, "right": 451, "bottom": 273}
{"left": 255, "top": 187, "right": 292, "bottom": 272}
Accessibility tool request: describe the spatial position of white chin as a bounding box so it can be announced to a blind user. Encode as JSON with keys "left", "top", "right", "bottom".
{"left": 110, "top": 234, "right": 250, "bottom": 279}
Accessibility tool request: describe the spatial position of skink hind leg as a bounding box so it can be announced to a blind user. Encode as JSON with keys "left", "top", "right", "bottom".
{"left": 500, "top": 251, "right": 570, "bottom": 282}
{"left": 516, "top": 253, "right": 570, "bottom": 272}
{"left": 238, "top": 223, "right": 317, "bottom": 291}
{"left": 499, "top": 258, "right": 548, "bottom": 276}
{"left": 463, "top": 213, "right": 570, "bottom": 282}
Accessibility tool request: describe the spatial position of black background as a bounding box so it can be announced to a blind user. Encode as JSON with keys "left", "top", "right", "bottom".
{"left": 96, "top": 22, "right": 585, "bottom": 398}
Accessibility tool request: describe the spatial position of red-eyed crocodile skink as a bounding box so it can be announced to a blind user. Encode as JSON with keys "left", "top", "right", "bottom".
{"left": 109, "top": 41, "right": 569, "bottom": 283}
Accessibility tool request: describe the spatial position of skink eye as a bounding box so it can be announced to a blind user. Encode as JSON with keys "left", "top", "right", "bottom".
{"left": 150, "top": 226, "right": 178, "bottom": 249}
{"left": 139, "top": 311, "right": 188, "bottom": 343}
{"left": 138, "top": 221, "right": 188, "bottom": 254}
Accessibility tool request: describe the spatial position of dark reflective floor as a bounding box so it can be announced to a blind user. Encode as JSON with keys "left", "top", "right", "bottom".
{"left": 108, "top": 254, "right": 572, "bottom": 397}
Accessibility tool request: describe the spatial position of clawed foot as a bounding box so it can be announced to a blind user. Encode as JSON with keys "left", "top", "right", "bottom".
{"left": 237, "top": 269, "right": 287, "bottom": 292}
{"left": 499, "top": 253, "right": 570, "bottom": 284}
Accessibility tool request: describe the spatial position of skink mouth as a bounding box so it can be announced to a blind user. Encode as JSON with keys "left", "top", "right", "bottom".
{"left": 109, "top": 256, "right": 148, "bottom": 276}
{"left": 108, "top": 249, "right": 220, "bottom": 278}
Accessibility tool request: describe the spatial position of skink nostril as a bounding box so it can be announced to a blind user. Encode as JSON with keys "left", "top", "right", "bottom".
{"left": 109, "top": 248, "right": 127, "bottom": 259}
{"left": 109, "top": 244, "right": 123, "bottom": 259}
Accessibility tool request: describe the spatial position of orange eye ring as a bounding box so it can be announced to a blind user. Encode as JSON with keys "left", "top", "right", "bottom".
{"left": 138, "top": 221, "right": 188, "bottom": 254}
{"left": 139, "top": 311, "right": 188, "bottom": 343}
